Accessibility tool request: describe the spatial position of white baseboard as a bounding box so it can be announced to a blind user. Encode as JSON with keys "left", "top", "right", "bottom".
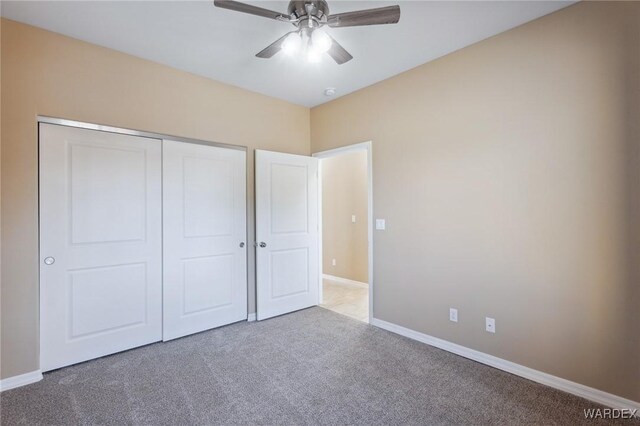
{"left": 0, "top": 370, "right": 43, "bottom": 392}
{"left": 371, "top": 317, "right": 640, "bottom": 413}
{"left": 322, "top": 274, "right": 368, "bottom": 288}
{"left": 247, "top": 313, "right": 256, "bottom": 322}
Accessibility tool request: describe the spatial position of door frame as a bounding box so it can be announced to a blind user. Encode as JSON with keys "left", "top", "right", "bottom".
{"left": 312, "top": 141, "right": 373, "bottom": 323}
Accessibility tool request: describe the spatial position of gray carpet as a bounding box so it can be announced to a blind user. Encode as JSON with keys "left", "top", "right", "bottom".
{"left": 1, "top": 307, "right": 636, "bottom": 425}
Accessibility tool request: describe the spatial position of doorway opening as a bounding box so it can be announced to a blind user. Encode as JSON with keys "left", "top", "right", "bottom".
{"left": 313, "top": 142, "right": 373, "bottom": 323}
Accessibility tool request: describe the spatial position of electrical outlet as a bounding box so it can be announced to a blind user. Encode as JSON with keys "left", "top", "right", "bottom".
{"left": 449, "top": 308, "right": 458, "bottom": 323}
{"left": 352, "top": 214, "right": 356, "bottom": 223}
{"left": 485, "top": 317, "right": 496, "bottom": 333}
{"left": 332, "top": 258, "right": 336, "bottom": 266}
{"left": 376, "top": 219, "right": 386, "bottom": 230}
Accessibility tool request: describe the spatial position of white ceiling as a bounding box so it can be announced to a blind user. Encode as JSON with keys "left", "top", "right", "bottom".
{"left": 1, "top": 1, "right": 572, "bottom": 107}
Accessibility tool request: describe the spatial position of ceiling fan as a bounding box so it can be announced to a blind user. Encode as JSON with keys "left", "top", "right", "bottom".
{"left": 213, "top": 0, "right": 401, "bottom": 64}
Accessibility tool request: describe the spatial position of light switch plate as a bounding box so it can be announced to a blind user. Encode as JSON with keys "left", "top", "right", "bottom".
{"left": 352, "top": 215, "right": 356, "bottom": 223}
{"left": 449, "top": 308, "right": 458, "bottom": 323}
{"left": 376, "top": 219, "right": 386, "bottom": 230}
{"left": 486, "top": 317, "right": 496, "bottom": 333}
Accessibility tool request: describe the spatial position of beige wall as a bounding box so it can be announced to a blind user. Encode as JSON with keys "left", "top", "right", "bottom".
{"left": 0, "top": 19, "right": 310, "bottom": 380}
{"left": 311, "top": 1, "right": 640, "bottom": 402}
{"left": 322, "top": 151, "right": 368, "bottom": 283}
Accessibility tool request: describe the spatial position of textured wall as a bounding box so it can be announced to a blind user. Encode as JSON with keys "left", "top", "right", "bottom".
{"left": 322, "top": 151, "right": 368, "bottom": 283}
{"left": 0, "top": 19, "right": 310, "bottom": 379}
{"left": 311, "top": 2, "right": 640, "bottom": 402}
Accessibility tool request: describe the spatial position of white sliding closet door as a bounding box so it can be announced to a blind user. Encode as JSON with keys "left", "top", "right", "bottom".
{"left": 39, "top": 123, "right": 162, "bottom": 372}
{"left": 162, "top": 140, "right": 247, "bottom": 341}
{"left": 255, "top": 150, "right": 319, "bottom": 320}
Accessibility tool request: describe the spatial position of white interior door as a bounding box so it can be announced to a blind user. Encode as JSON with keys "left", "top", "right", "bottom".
{"left": 162, "top": 140, "right": 247, "bottom": 341}
{"left": 39, "top": 123, "right": 162, "bottom": 372}
{"left": 255, "top": 150, "right": 319, "bottom": 320}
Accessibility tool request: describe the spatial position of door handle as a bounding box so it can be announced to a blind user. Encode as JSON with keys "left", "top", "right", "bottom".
{"left": 259, "top": 242, "right": 267, "bottom": 248}
{"left": 239, "top": 242, "right": 245, "bottom": 248}
{"left": 44, "top": 256, "right": 55, "bottom": 265}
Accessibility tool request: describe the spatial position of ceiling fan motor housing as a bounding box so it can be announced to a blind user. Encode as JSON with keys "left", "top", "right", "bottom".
{"left": 288, "top": 0, "right": 330, "bottom": 27}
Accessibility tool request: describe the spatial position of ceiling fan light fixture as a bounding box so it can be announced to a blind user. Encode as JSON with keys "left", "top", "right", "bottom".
{"left": 311, "top": 29, "right": 332, "bottom": 53}
{"left": 281, "top": 32, "right": 302, "bottom": 55}
{"left": 215, "top": 0, "right": 401, "bottom": 65}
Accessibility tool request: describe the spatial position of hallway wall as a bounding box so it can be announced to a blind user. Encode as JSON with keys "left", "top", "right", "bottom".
{"left": 321, "top": 151, "right": 368, "bottom": 283}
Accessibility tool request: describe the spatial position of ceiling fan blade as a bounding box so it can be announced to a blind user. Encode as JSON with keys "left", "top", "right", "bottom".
{"left": 256, "top": 32, "right": 293, "bottom": 58}
{"left": 327, "top": 5, "right": 400, "bottom": 28}
{"left": 214, "top": 0, "right": 289, "bottom": 21}
{"left": 327, "top": 36, "right": 353, "bottom": 65}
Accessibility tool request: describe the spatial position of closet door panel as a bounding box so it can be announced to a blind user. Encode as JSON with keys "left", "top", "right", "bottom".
{"left": 39, "top": 123, "right": 162, "bottom": 372}
{"left": 162, "top": 140, "right": 247, "bottom": 341}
